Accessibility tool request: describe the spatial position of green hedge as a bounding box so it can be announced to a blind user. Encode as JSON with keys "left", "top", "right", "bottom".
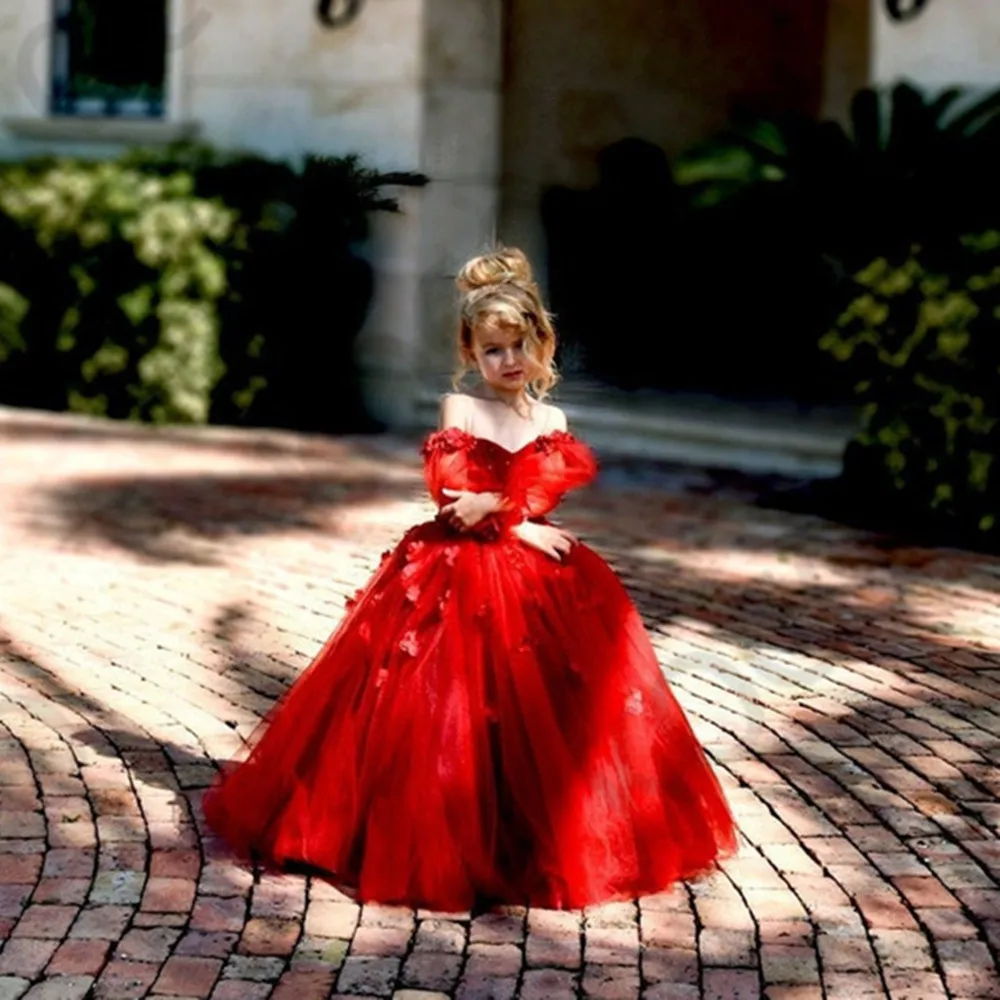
{"left": 0, "top": 145, "right": 424, "bottom": 431}
{"left": 821, "top": 232, "right": 1000, "bottom": 546}
{"left": 660, "top": 83, "right": 1000, "bottom": 405}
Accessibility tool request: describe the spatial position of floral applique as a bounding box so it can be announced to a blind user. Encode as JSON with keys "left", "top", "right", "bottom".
{"left": 399, "top": 631, "right": 420, "bottom": 657}
{"left": 437, "top": 589, "right": 452, "bottom": 615}
{"left": 508, "top": 544, "right": 531, "bottom": 574}
{"left": 421, "top": 427, "right": 470, "bottom": 456}
{"left": 404, "top": 539, "right": 426, "bottom": 562}
{"left": 358, "top": 621, "right": 372, "bottom": 643}
{"left": 534, "top": 429, "right": 573, "bottom": 455}
{"left": 405, "top": 585, "right": 421, "bottom": 604}
{"left": 443, "top": 545, "right": 460, "bottom": 566}
{"left": 625, "top": 690, "right": 645, "bottom": 716}
{"left": 374, "top": 667, "right": 389, "bottom": 689}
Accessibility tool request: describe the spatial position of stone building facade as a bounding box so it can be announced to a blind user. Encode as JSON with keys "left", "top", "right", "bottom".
{"left": 0, "top": 0, "right": 997, "bottom": 428}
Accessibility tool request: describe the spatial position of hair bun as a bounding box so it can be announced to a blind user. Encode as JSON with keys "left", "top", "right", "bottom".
{"left": 456, "top": 247, "right": 534, "bottom": 292}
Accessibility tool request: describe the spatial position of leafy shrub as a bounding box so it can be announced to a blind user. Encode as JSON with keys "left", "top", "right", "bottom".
{"left": 676, "top": 83, "right": 1000, "bottom": 271}
{"left": 551, "top": 83, "right": 1000, "bottom": 401}
{"left": 0, "top": 159, "right": 234, "bottom": 422}
{"left": 821, "top": 232, "right": 1000, "bottom": 545}
{"left": 615, "top": 84, "right": 1000, "bottom": 406}
{"left": 0, "top": 144, "right": 424, "bottom": 430}
{"left": 123, "top": 145, "right": 425, "bottom": 432}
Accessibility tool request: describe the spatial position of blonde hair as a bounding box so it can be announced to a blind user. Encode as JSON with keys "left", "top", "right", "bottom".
{"left": 454, "top": 247, "right": 559, "bottom": 398}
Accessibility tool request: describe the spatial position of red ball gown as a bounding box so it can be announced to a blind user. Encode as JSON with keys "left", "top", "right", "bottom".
{"left": 204, "top": 427, "right": 737, "bottom": 910}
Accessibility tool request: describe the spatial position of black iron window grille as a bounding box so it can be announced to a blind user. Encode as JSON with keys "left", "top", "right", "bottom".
{"left": 51, "top": 0, "right": 167, "bottom": 117}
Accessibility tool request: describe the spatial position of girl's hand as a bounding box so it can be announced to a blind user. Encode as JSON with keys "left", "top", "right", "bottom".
{"left": 512, "top": 521, "right": 576, "bottom": 561}
{"left": 440, "top": 489, "right": 502, "bottom": 530}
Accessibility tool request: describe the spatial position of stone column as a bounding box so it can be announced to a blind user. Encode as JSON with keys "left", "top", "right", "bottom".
{"left": 411, "top": 0, "right": 503, "bottom": 420}
{"left": 0, "top": 1, "right": 52, "bottom": 129}
{"left": 355, "top": 0, "right": 504, "bottom": 428}
{"left": 304, "top": 0, "right": 429, "bottom": 428}
{"left": 354, "top": 183, "right": 427, "bottom": 427}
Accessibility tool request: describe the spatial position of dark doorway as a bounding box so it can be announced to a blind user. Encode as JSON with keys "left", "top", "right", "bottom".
{"left": 501, "top": 0, "right": 865, "bottom": 404}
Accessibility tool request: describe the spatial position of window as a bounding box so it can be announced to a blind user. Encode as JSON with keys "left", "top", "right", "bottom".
{"left": 51, "top": 0, "right": 168, "bottom": 118}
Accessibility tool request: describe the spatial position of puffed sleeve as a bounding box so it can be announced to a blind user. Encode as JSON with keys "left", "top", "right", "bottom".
{"left": 499, "top": 432, "right": 598, "bottom": 526}
{"left": 421, "top": 427, "right": 473, "bottom": 505}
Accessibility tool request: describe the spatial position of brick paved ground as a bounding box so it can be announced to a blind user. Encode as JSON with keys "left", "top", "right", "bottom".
{"left": 0, "top": 405, "right": 999, "bottom": 1000}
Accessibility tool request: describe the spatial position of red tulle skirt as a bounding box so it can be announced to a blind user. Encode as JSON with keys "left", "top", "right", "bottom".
{"left": 204, "top": 519, "right": 737, "bottom": 910}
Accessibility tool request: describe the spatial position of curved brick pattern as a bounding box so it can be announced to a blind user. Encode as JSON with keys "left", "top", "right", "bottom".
{"left": 0, "top": 406, "right": 998, "bottom": 999}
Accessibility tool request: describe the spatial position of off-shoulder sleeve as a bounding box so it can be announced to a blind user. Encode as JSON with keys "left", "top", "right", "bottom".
{"left": 502, "top": 432, "right": 598, "bottom": 524}
{"left": 421, "top": 427, "right": 473, "bottom": 505}
{"left": 422, "top": 428, "right": 597, "bottom": 538}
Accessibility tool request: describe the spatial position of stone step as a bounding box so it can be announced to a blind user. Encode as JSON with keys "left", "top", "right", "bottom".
{"left": 416, "top": 388, "right": 854, "bottom": 478}
{"left": 2, "top": 390, "right": 855, "bottom": 479}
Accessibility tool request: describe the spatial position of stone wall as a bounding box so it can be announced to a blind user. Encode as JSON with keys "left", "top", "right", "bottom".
{"left": 3, "top": 0, "right": 998, "bottom": 428}
{"left": 0, "top": 0, "right": 53, "bottom": 134}
{"left": 351, "top": 0, "right": 505, "bottom": 423}
{"left": 183, "top": 0, "right": 423, "bottom": 166}
{"left": 0, "top": 0, "right": 427, "bottom": 164}
{"left": 873, "top": 0, "right": 1000, "bottom": 87}
{"left": 0, "top": 0, "right": 507, "bottom": 427}
{"left": 410, "top": 0, "right": 502, "bottom": 403}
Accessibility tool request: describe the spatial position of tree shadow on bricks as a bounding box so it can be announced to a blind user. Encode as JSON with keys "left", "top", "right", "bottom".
{"left": 617, "top": 542, "right": 999, "bottom": 673}
{"left": 0, "top": 408, "right": 387, "bottom": 462}
{"left": 1, "top": 629, "right": 738, "bottom": 985}
{"left": 0, "top": 629, "right": 125, "bottom": 726}
{"left": 35, "top": 469, "right": 426, "bottom": 565}
{"left": 1, "top": 628, "right": 252, "bottom": 873}
{"left": 0, "top": 627, "right": 211, "bottom": 777}
{"left": 596, "top": 503, "right": 1000, "bottom": 736}
{"left": 591, "top": 525, "right": 1000, "bottom": 970}
{"left": 208, "top": 602, "right": 302, "bottom": 701}
{"left": 7, "top": 438, "right": 1000, "bottom": 987}
{"left": 581, "top": 467, "right": 1000, "bottom": 642}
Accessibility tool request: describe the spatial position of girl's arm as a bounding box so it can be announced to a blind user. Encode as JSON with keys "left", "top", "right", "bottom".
{"left": 440, "top": 488, "right": 506, "bottom": 528}
{"left": 436, "top": 394, "right": 505, "bottom": 526}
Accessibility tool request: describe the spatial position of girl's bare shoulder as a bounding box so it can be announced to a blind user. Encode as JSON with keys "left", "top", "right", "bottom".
{"left": 439, "top": 392, "right": 476, "bottom": 429}
{"left": 539, "top": 402, "right": 568, "bottom": 432}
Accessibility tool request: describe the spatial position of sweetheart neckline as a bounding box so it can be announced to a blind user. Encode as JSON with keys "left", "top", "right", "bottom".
{"left": 430, "top": 427, "right": 572, "bottom": 456}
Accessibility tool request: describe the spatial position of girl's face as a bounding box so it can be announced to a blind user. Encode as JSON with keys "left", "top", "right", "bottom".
{"left": 470, "top": 315, "right": 535, "bottom": 393}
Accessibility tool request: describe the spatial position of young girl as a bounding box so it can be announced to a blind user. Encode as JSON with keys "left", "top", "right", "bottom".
{"left": 204, "top": 248, "right": 737, "bottom": 910}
